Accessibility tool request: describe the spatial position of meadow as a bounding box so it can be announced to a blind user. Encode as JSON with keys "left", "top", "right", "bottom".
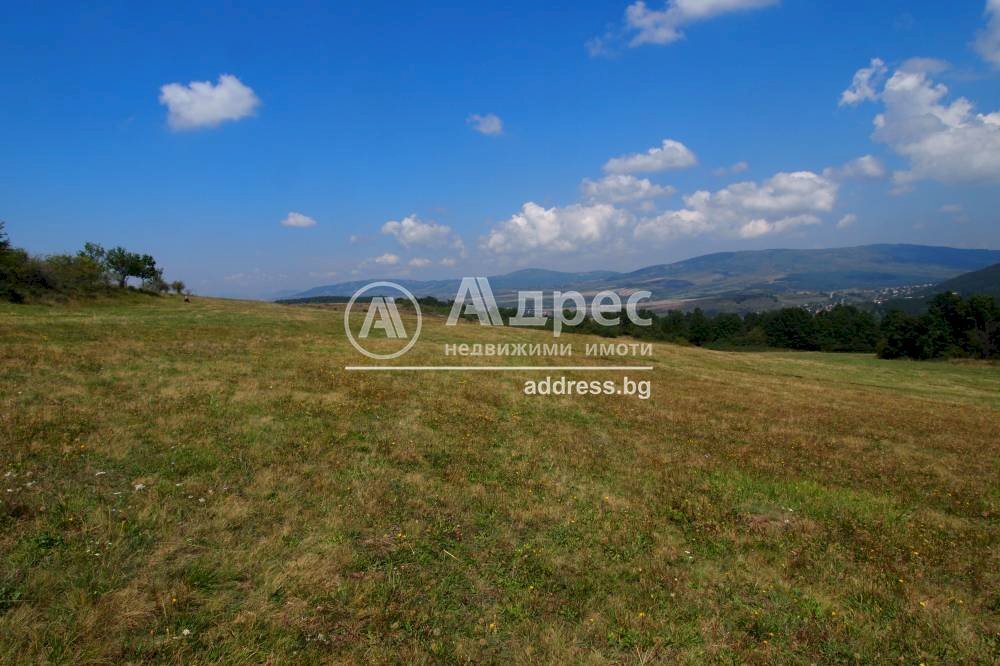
{"left": 0, "top": 295, "right": 997, "bottom": 664}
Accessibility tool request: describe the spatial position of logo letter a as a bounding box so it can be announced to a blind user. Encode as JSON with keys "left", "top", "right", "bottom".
{"left": 360, "top": 297, "right": 407, "bottom": 338}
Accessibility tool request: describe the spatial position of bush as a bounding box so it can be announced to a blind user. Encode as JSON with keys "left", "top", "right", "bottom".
{"left": 0, "top": 224, "right": 183, "bottom": 303}
{"left": 878, "top": 293, "right": 1000, "bottom": 360}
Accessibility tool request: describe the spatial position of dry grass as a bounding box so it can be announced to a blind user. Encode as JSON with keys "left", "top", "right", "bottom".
{"left": 0, "top": 295, "right": 997, "bottom": 664}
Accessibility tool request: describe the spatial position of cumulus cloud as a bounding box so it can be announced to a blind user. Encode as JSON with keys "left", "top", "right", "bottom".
{"left": 440, "top": 257, "right": 458, "bottom": 267}
{"left": 159, "top": 74, "right": 260, "bottom": 130}
{"left": 484, "top": 202, "right": 629, "bottom": 254}
{"left": 280, "top": 212, "right": 317, "bottom": 228}
{"left": 381, "top": 214, "right": 463, "bottom": 251}
{"left": 839, "top": 58, "right": 887, "bottom": 106}
{"left": 467, "top": 113, "right": 503, "bottom": 136}
{"left": 823, "top": 154, "right": 886, "bottom": 180}
{"left": 581, "top": 174, "right": 675, "bottom": 203}
{"left": 940, "top": 203, "right": 963, "bottom": 214}
{"left": 603, "top": 139, "right": 697, "bottom": 174}
{"left": 842, "top": 58, "right": 1000, "bottom": 184}
{"left": 837, "top": 213, "right": 858, "bottom": 229}
{"left": 408, "top": 257, "right": 432, "bottom": 268}
{"left": 623, "top": 0, "right": 779, "bottom": 47}
{"left": 976, "top": 0, "right": 1000, "bottom": 67}
{"left": 374, "top": 253, "right": 400, "bottom": 266}
{"left": 634, "top": 170, "right": 836, "bottom": 241}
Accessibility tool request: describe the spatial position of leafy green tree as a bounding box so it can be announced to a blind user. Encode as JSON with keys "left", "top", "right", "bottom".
{"left": 712, "top": 313, "right": 744, "bottom": 342}
{"left": 43, "top": 254, "right": 107, "bottom": 294}
{"left": 687, "top": 309, "right": 712, "bottom": 346}
{"left": 763, "top": 308, "right": 819, "bottom": 350}
{"left": 876, "top": 310, "right": 916, "bottom": 359}
{"left": 816, "top": 305, "right": 878, "bottom": 352}
{"left": 964, "top": 295, "right": 1000, "bottom": 359}
{"left": 105, "top": 247, "right": 158, "bottom": 288}
{"left": 170, "top": 280, "right": 186, "bottom": 295}
{"left": 659, "top": 310, "right": 688, "bottom": 341}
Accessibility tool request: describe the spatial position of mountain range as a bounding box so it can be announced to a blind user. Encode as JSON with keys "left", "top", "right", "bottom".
{"left": 288, "top": 244, "right": 1000, "bottom": 312}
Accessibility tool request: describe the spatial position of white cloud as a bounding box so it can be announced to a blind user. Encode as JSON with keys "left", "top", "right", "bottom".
{"left": 737, "top": 214, "right": 820, "bottom": 238}
{"left": 408, "top": 257, "right": 432, "bottom": 268}
{"left": 837, "top": 213, "right": 858, "bottom": 229}
{"left": 635, "top": 170, "right": 837, "bottom": 241}
{"left": 939, "top": 203, "right": 963, "bottom": 214}
{"left": 839, "top": 58, "right": 887, "bottom": 106}
{"left": 440, "top": 257, "right": 458, "bottom": 267}
{"left": 484, "top": 202, "right": 629, "bottom": 254}
{"left": 381, "top": 214, "right": 463, "bottom": 250}
{"left": 623, "top": 0, "right": 779, "bottom": 47}
{"left": 899, "top": 57, "right": 950, "bottom": 74}
{"left": 585, "top": 34, "right": 612, "bottom": 57}
{"left": 581, "top": 174, "right": 675, "bottom": 203}
{"left": 843, "top": 59, "right": 1000, "bottom": 184}
{"left": 824, "top": 154, "right": 886, "bottom": 180}
{"left": 713, "top": 161, "right": 749, "bottom": 176}
{"left": 280, "top": 212, "right": 317, "bottom": 228}
{"left": 374, "top": 253, "right": 400, "bottom": 266}
{"left": 975, "top": 0, "right": 1000, "bottom": 67}
{"left": 159, "top": 74, "right": 260, "bottom": 130}
{"left": 603, "top": 139, "right": 697, "bottom": 174}
{"left": 467, "top": 113, "right": 503, "bottom": 136}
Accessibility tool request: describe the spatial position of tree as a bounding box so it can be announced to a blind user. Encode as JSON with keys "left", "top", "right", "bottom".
{"left": 965, "top": 295, "right": 1000, "bottom": 359}
{"left": 142, "top": 270, "right": 168, "bottom": 293}
{"left": 0, "top": 221, "right": 9, "bottom": 253}
{"left": 763, "top": 308, "right": 819, "bottom": 350}
{"left": 712, "top": 313, "right": 744, "bottom": 342}
{"left": 816, "top": 305, "right": 878, "bottom": 352}
{"left": 877, "top": 310, "right": 915, "bottom": 359}
{"left": 659, "top": 310, "right": 688, "bottom": 341}
{"left": 105, "top": 247, "right": 158, "bottom": 288}
{"left": 170, "top": 280, "right": 186, "bottom": 295}
{"left": 687, "top": 308, "right": 712, "bottom": 346}
{"left": 79, "top": 242, "right": 106, "bottom": 264}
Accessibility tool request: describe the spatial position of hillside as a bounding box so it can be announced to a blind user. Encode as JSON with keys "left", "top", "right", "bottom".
{"left": 1, "top": 297, "right": 997, "bottom": 662}
{"left": 291, "top": 244, "right": 1000, "bottom": 311}
{"left": 875, "top": 262, "right": 1000, "bottom": 314}
{"left": 925, "top": 262, "right": 1000, "bottom": 300}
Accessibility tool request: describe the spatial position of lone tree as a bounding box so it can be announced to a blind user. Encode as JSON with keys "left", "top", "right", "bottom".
{"left": 170, "top": 280, "right": 186, "bottom": 295}
{"left": 105, "top": 247, "right": 158, "bottom": 288}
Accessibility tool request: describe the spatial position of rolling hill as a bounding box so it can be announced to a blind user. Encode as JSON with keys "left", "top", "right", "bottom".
{"left": 1, "top": 296, "right": 997, "bottom": 662}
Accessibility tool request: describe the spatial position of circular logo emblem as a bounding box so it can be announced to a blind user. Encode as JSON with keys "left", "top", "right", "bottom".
{"left": 344, "top": 281, "right": 422, "bottom": 360}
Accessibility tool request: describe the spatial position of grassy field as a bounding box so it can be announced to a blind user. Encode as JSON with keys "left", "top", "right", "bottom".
{"left": 1, "top": 295, "right": 997, "bottom": 664}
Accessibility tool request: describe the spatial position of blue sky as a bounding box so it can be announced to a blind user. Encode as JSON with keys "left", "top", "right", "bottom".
{"left": 2, "top": 1, "right": 999, "bottom": 297}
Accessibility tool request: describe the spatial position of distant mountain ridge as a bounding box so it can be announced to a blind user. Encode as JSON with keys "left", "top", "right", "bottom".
{"left": 289, "top": 244, "right": 1000, "bottom": 310}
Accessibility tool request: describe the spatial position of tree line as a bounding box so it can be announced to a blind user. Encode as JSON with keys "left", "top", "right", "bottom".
{"left": 562, "top": 295, "right": 998, "bottom": 360}
{"left": 421, "top": 292, "right": 1000, "bottom": 361}
{"left": 0, "top": 221, "right": 185, "bottom": 303}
